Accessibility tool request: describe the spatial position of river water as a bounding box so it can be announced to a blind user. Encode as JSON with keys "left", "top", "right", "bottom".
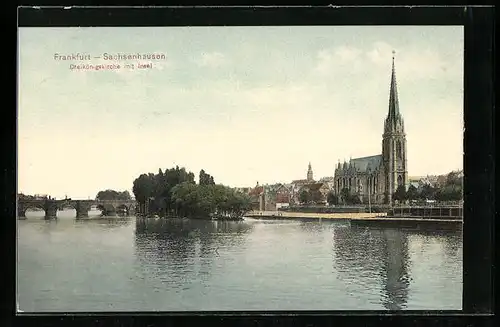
{"left": 17, "top": 210, "right": 462, "bottom": 311}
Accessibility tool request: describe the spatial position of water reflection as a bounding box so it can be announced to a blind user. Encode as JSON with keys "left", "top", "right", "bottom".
{"left": 134, "top": 218, "right": 254, "bottom": 289}
{"left": 18, "top": 216, "right": 462, "bottom": 311}
{"left": 379, "top": 228, "right": 411, "bottom": 310}
{"left": 333, "top": 226, "right": 411, "bottom": 310}
{"left": 333, "top": 225, "right": 462, "bottom": 310}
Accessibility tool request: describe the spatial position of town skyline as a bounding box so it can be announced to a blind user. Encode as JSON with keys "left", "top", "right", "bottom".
{"left": 18, "top": 26, "right": 463, "bottom": 199}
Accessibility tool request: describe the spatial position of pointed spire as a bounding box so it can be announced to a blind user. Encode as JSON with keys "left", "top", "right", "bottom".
{"left": 388, "top": 50, "right": 400, "bottom": 121}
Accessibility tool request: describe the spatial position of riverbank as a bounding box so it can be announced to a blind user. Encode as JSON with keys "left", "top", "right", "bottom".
{"left": 136, "top": 214, "right": 244, "bottom": 221}
{"left": 245, "top": 211, "right": 386, "bottom": 220}
{"left": 245, "top": 211, "right": 463, "bottom": 225}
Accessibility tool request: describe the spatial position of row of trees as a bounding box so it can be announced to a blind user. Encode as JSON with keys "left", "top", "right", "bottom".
{"left": 298, "top": 189, "right": 323, "bottom": 205}
{"left": 95, "top": 189, "right": 132, "bottom": 201}
{"left": 171, "top": 183, "right": 252, "bottom": 219}
{"left": 393, "top": 171, "right": 463, "bottom": 203}
{"left": 300, "top": 170, "right": 463, "bottom": 206}
{"left": 297, "top": 188, "right": 361, "bottom": 206}
{"left": 132, "top": 166, "right": 252, "bottom": 219}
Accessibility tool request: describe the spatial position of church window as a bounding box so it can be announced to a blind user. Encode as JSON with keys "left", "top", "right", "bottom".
{"left": 397, "top": 175, "right": 403, "bottom": 186}
{"left": 396, "top": 140, "right": 402, "bottom": 159}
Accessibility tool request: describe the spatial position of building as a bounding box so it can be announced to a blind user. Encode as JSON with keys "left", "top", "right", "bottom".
{"left": 319, "top": 176, "right": 335, "bottom": 190}
{"left": 290, "top": 162, "right": 317, "bottom": 204}
{"left": 288, "top": 163, "right": 333, "bottom": 205}
{"left": 274, "top": 183, "right": 292, "bottom": 209}
{"left": 248, "top": 182, "right": 265, "bottom": 211}
{"left": 298, "top": 182, "right": 330, "bottom": 205}
{"left": 306, "top": 162, "right": 314, "bottom": 181}
{"left": 334, "top": 53, "right": 408, "bottom": 205}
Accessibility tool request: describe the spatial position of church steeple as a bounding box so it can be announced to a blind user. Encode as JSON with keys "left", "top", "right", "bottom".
{"left": 388, "top": 51, "right": 400, "bottom": 119}
{"left": 307, "top": 162, "right": 314, "bottom": 181}
{"left": 382, "top": 50, "right": 408, "bottom": 205}
{"left": 384, "top": 51, "right": 404, "bottom": 134}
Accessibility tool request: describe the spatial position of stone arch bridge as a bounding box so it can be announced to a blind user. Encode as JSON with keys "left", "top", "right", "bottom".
{"left": 17, "top": 199, "right": 137, "bottom": 219}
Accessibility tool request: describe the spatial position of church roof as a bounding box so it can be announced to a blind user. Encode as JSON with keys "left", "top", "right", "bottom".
{"left": 248, "top": 186, "right": 264, "bottom": 196}
{"left": 299, "top": 182, "right": 324, "bottom": 192}
{"left": 351, "top": 155, "right": 382, "bottom": 173}
{"left": 292, "top": 179, "right": 310, "bottom": 185}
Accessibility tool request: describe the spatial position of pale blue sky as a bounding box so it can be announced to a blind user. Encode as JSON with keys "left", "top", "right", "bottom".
{"left": 18, "top": 26, "right": 463, "bottom": 199}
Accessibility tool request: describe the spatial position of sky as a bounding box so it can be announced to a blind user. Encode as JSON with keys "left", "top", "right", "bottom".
{"left": 18, "top": 26, "right": 463, "bottom": 199}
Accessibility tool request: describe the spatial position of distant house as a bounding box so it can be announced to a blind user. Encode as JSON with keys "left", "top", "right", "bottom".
{"left": 248, "top": 183, "right": 265, "bottom": 211}
{"left": 418, "top": 175, "right": 439, "bottom": 188}
{"left": 234, "top": 187, "right": 251, "bottom": 194}
{"left": 298, "top": 182, "right": 328, "bottom": 205}
{"left": 273, "top": 183, "right": 292, "bottom": 209}
{"left": 407, "top": 181, "right": 420, "bottom": 191}
{"left": 319, "top": 176, "right": 335, "bottom": 192}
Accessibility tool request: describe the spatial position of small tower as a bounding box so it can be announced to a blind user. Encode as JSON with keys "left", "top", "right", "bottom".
{"left": 307, "top": 162, "right": 314, "bottom": 181}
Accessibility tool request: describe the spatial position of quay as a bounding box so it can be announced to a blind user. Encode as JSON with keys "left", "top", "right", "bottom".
{"left": 245, "top": 211, "right": 386, "bottom": 220}
{"left": 245, "top": 207, "right": 463, "bottom": 226}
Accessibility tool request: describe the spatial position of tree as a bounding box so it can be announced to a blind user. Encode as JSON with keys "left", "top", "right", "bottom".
{"left": 436, "top": 185, "right": 462, "bottom": 202}
{"left": 340, "top": 188, "right": 350, "bottom": 204}
{"left": 327, "top": 191, "right": 339, "bottom": 205}
{"left": 199, "top": 169, "right": 215, "bottom": 186}
{"left": 349, "top": 195, "right": 361, "bottom": 205}
{"left": 419, "top": 184, "right": 436, "bottom": 201}
{"left": 406, "top": 185, "right": 419, "bottom": 201}
{"left": 310, "top": 189, "right": 323, "bottom": 204}
{"left": 446, "top": 171, "right": 462, "bottom": 187}
{"left": 133, "top": 165, "right": 249, "bottom": 219}
{"left": 299, "top": 189, "right": 310, "bottom": 204}
{"left": 393, "top": 185, "right": 407, "bottom": 203}
{"left": 171, "top": 182, "right": 251, "bottom": 219}
{"left": 96, "top": 189, "right": 131, "bottom": 201}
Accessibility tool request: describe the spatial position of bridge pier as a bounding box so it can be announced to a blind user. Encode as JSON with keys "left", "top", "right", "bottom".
{"left": 44, "top": 202, "right": 58, "bottom": 219}
{"left": 75, "top": 201, "right": 90, "bottom": 218}
{"left": 18, "top": 206, "right": 26, "bottom": 219}
{"left": 105, "top": 209, "right": 117, "bottom": 216}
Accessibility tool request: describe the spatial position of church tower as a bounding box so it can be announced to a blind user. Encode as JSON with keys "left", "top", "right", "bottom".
{"left": 307, "top": 162, "right": 314, "bottom": 181}
{"left": 382, "top": 51, "right": 408, "bottom": 204}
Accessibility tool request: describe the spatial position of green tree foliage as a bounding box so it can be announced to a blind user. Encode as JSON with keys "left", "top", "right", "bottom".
{"left": 132, "top": 166, "right": 250, "bottom": 219}
{"left": 199, "top": 169, "right": 216, "bottom": 185}
{"left": 340, "top": 188, "right": 350, "bottom": 204}
{"left": 171, "top": 183, "right": 251, "bottom": 219}
{"left": 406, "top": 184, "right": 419, "bottom": 201}
{"left": 446, "top": 171, "right": 463, "bottom": 188}
{"left": 393, "top": 185, "right": 407, "bottom": 203}
{"left": 419, "top": 184, "right": 436, "bottom": 201}
{"left": 309, "top": 189, "right": 323, "bottom": 204}
{"left": 299, "top": 189, "right": 310, "bottom": 204}
{"left": 436, "top": 171, "right": 463, "bottom": 201}
{"left": 435, "top": 185, "right": 462, "bottom": 201}
{"left": 326, "top": 191, "right": 339, "bottom": 205}
{"left": 349, "top": 195, "right": 361, "bottom": 205}
{"left": 337, "top": 188, "right": 361, "bottom": 205}
{"left": 96, "top": 189, "right": 132, "bottom": 201}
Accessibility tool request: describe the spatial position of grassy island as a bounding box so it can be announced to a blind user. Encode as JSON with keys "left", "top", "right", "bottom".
{"left": 133, "top": 166, "right": 252, "bottom": 220}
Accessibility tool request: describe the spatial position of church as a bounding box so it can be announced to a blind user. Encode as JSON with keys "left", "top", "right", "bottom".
{"left": 333, "top": 53, "right": 408, "bottom": 205}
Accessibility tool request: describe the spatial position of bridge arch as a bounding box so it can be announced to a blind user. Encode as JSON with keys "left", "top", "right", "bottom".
{"left": 20, "top": 204, "right": 46, "bottom": 218}
{"left": 115, "top": 204, "right": 130, "bottom": 216}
